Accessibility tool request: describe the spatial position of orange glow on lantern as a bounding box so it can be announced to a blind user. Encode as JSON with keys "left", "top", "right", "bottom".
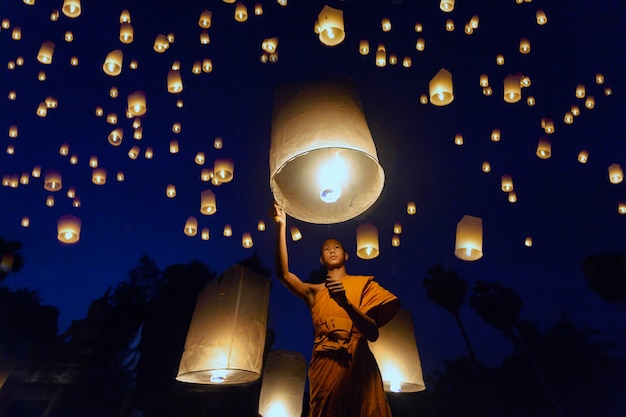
{"left": 429, "top": 68, "right": 454, "bottom": 106}
{"left": 201, "top": 189, "right": 217, "bottom": 215}
{"left": 454, "top": 215, "right": 483, "bottom": 261}
{"left": 356, "top": 223, "right": 379, "bottom": 260}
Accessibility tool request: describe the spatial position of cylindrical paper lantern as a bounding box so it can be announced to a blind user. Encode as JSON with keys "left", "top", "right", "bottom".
{"left": 184, "top": 217, "right": 198, "bottom": 236}
{"left": 269, "top": 79, "right": 385, "bottom": 224}
{"left": 62, "top": 0, "right": 81, "bottom": 18}
{"left": 359, "top": 40, "right": 369, "bottom": 55}
{"left": 234, "top": 3, "right": 248, "bottom": 22}
{"left": 407, "top": 201, "right": 416, "bottom": 215}
{"left": 108, "top": 128, "right": 123, "bottom": 146}
{"left": 57, "top": 214, "right": 81, "bottom": 244}
{"left": 166, "top": 184, "right": 176, "bottom": 198}
{"left": 199, "top": 10, "right": 212, "bottom": 28}
{"left": 508, "top": 191, "right": 517, "bottom": 203}
{"left": 92, "top": 168, "right": 107, "bottom": 185}
{"left": 577, "top": 150, "right": 589, "bottom": 164}
{"left": 524, "top": 236, "right": 533, "bottom": 247}
{"left": 356, "top": 222, "right": 379, "bottom": 260}
{"left": 491, "top": 128, "right": 500, "bottom": 142}
{"left": 290, "top": 226, "right": 302, "bottom": 241}
{"left": 503, "top": 74, "right": 522, "bottom": 103}
{"left": 482, "top": 161, "right": 491, "bottom": 173}
{"left": 429, "top": 68, "right": 454, "bottom": 106}
{"left": 224, "top": 224, "right": 233, "bottom": 237}
{"left": 258, "top": 220, "right": 266, "bottom": 231}
{"left": 167, "top": 70, "right": 183, "bottom": 93}
{"left": 262, "top": 37, "right": 278, "bottom": 53}
{"left": 536, "top": 10, "right": 547, "bottom": 25}
{"left": 176, "top": 264, "right": 271, "bottom": 384}
{"left": 119, "top": 23, "right": 134, "bottom": 43}
{"left": 214, "top": 159, "right": 234, "bottom": 183}
{"left": 44, "top": 170, "right": 62, "bottom": 191}
{"left": 201, "top": 228, "right": 210, "bottom": 240}
{"left": 103, "top": 50, "right": 123, "bottom": 76}
{"left": 258, "top": 350, "right": 306, "bottom": 417}
{"left": 519, "top": 38, "right": 531, "bottom": 54}
{"left": 501, "top": 174, "right": 513, "bottom": 192}
{"left": 440, "top": 0, "right": 454, "bottom": 12}
{"left": 618, "top": 203, "right": 626, "bottom": 215}
{"left": 317, "top": 6, "right": 345, "bottom": 46}
{"left": 37, "top": 41, "right": 55, "bottom": 64}
{"left": 201, "top": 189, "right": 217, "bottom": 214}
{"left": 369, "top": 309, "right": 426, "bottom": 393}
{"left": 391, "top": 235, "right": 400, "bottom": 247}
{"left": 454, "top": 215, "right": 483, "bottom": 261}
{"left": 393, "top": 222, "right": 402, "bottom": 234}
{"left": 127, "top": 91, "right": 147, "bottom": 116}
{"left": 242, "top": 232, "right": 253, "bottom": 248}
{"left": 608, "top": 164, "right": 623, "bottom": 184}
{"left": 536, "top": 137, "right": 551, "bottom": 159}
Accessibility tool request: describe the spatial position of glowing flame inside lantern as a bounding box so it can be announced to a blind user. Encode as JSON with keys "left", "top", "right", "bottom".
{"left": 317, "top": 152, "right": 347, "bottom": 203}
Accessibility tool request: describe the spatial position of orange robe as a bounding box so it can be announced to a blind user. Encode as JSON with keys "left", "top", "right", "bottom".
{"left": 308, "top": 275, "right": 400, "bottom": 417}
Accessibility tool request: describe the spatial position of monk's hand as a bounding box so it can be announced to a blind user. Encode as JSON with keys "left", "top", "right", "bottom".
{"left": 273, "top": 202, "right": 286, "bottom": 226}
{"left": 325, "top": 275, "right": 348, "bottom": 307}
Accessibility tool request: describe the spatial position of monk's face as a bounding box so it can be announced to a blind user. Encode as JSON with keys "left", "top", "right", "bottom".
{"left": 320, "top": 239, "right": 348, "bottom": 269}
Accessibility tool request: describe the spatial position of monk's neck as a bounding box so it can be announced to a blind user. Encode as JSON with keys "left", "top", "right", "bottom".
{"left": 326, "top": 268, "right": 348, "bottom": 280}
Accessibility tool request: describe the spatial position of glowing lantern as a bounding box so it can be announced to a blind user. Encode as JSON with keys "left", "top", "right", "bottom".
{"left": 89, "top": 156, "right": 98, "bottom": 168}
{"left": 440, "top": 0, "right": 454, "bottom": 12}
{"left": 524, "top": 236, "right": 533, "bottom": 247}
{"left": 62, "top": 0, "right": 81, "bottom": 18}
{"left": 72, "top": 197, "right": 81, "bottom": 207}
{"left": 269, "top": 79, "right": 385, "bottom": 224}
{"left": 402, "top": 56, "right": 412, "bottom": 68}
{"left": 503, "top": 74, "right": 522, "bottom": 103}
{"left": 290, "top": 226, "right": 302, "bottom": 241}
{"left": 201, "top": 228, "right": 210, "bottom": 240}
{"left": 536, "top": 10, "right": 547, "bottom": 25}
{"left": 577, "top": 150, "right": 589, "bottom": 163}
{"left": 454, "top": 134, "right": 463, "bottom": 146}
{"left": 389, "top": 54, "right": 398, "bottom": 65}
{"left": 70, "top": 56, "right": 79, "bottom": 66}
{"left": 224, "top": 224, "right": 233, "bottom": 237}
{"left": 153, "top": 34, "right": 169, "bottom": 52}
{"left": 11, "top": 27, "right": 21, "bottom": 40}
{"left": 201, "top": 190, "right": 217, "bottom": 215}
{"left": 415, "top": 22, "right": 423, "bottom": 32}
{"left": 519, "top": 38, "right": 531, "bottom": 54}
{"left": 214, "top": 159, "right": 234, "bottom": 183}
{"left": 496, "top": 54, "right": 504, "bottom": 65}
{"left": 501, "top": 174, "right": 514, "bottom": 192}
{"left": 177, "top": 264, "right": 270, "bottom": 385}
{"left": 393, "top": 222, "right": 402, "bottom": 234}
{"left": 359, "top": 40, "right": 370, "bottom": 55}
{"left": 127, "top": 91, "right": 147, "bottom": 116}
{"left": 200, "top": 31, "right": 210, "bottom": 45}
{"left": 375, "top": 46, "right": 387, "bottom": 67}
{"left": 595, "top": 73, "right": 605, "bottom": 84}
{"left": 19, "top": 173, "right": 29, "bottom": 185}
{"left": 0, "top": 255, "right": 15, "bottom": 274}
{"left": 604, "top": 87, "right": 613, "bottom": 96}
{"left": 527, "top": 96, "right": 536, "bottom": 106}
{"left": 59, "top": 144, "right": 69, "bottom": 156}
{"left": 608, "top": 164, "right": 623, "bottom": 184}
{"left": 369, "top": 309, "right": 425, "bottom": 393}
{"left": 103, "top": 50, "right": 123, "bottom": 76}
{"left": 199, "top": 10, "right": 212, "bottom": 28}
{"left": 166, "top": 184, "right": 176, "bottom": 198}
{"left": 8, "top": 91, "right": 17, "bottom": 100}
{"left": 144, "top": 147, "right": 153, "bottom": 159}
{"left": 8, "top": 126, "right": 18, "bottom": 138}
{"left": 108, "top": 128, "right": 123, "bottom": 146}
{"left": 257, "top": 220, "right": 266, "bottom": 231}
{"left": 391, "top": 235, "right": 400, "bottom": 247}
{"left": 46, "top": 195, "right": 55, "bottom": 207}
{"left": 195, "top": 152, "right": 205, "bottom": 165}
{"left": 543, "top": 118, "right": 555, "bottom": 134}
{"left": 169, "top": 139, "right": 179, "bottom": 154}
{"left": 128, "top": 146, "right": 140, "bottom": 159}
{"left": 202, "top": 59, "right": 213, "bottom": 73}
{"left": 21, "top": 217, "right": 29, "bottom": 228}
{"left": 464, "top": 23, "right": 473, "bottom": 34}
{"left": 520, "top": 75, "right": 531, "bottom": 87}
{"left": 508, "top": 191, "right": 517, "bottom": 203}
{"left": 315, "top": 6, "right": 345, "bottom": 47}
{"left": 117, "top": 23, "right": 133, "bottom": 44}
{"left": 172, "top": 122, "right": 181, "bottom": 133}
{"left": 255, "top": 4, "right": 263, "bottom": 15}
{"left": 65, "top": 31, "right": 74, "bottom": 42}
{"left": 234, "top": 3, "right": 248, "bottom": 22}
{"left": 415, "top": 38, "right": 425, "bottom": 51}
{"left": 262, "top": 37, "right": 278, "bottom": 53}
{"left": 184, "top": 217, "right": 198, "bottom": 236}
{"left": 37, "top": 41, "right": 55, "bottom": 64}
{"left": 429, "top": 68, "right": 454, "bottom": 106}
{"left": 575, "top": 84, "right": 586, "bottom": 98}
{"left": 110, "top": 87, "right": 119, "bottom": 98}
{"left": 167, "top": 70, "right": 183, "bottom": 93}
{"left": 1, "top": 19, "right": 9, "bottom": 29}
{"left": 176, "top": 99, "right": 184, "bottom": 108}
{"left": 242, "top": 232, "right": 253, "bottom": 248}
{"left": 120, "top": 9, "right": 131, "bottom": 23}
{"left": 618, "top": 203, "right": 626, "bottom": 215}
{"left": 116, "top": 172, "right": 124, "bottom": 182}
{"left": 454, "top": 215, "right": 483, "bottom": 261}
{"left": 214, "top": 137, "right": 223, "bottom": 149}
{"left": 564, "top": 112, "right": 574, "bottom": 124}
{"left": 57, "top": 215, "right": 81, "bottom": 244}
{"left": 407, "top": 201, "right": 416, "bottom": 215}
{"left": 32, "top": 166, "right": 41, "bottom": 177}
{"left": 585, "top": 96, "right": 595, "bottom": 109}
{"left": 44, "top": 170, "right": 62, "bottom": 191}
{"left": 258, "top": 350, "right": 306, "bottom": 417}
{"left": 470, "top": 15, "right": 480, "bottom": 28}
{"left": 536, "top": 137, "right": 551, "bottom": 159}
{"left": 483, "top": 86, "right": 493, "bottom": 96}
{"left": 482, "top": 161, "right": 491, "bottom": 173}
{"left": 201, "top": 169, "right": 212, "bottom": 181}
{"left": 92, "top": 168, "right": 107, "bottom": 185}
{"left": 356, "top": 223, "right": 379, "bottom": 260}
{"left": 445, "top": 19, "right": 454, "bottom": 32}
{"left": 479, "top": 74, "right": 489, "bottom": 87}
{"left": 133, "top": 127, "right": 143, "bottom": 140}
{"left": 491, "top": 128, "right": 501, "bottom": 142}
{"left": 381, "top": 18, "right": 391, "bottom": 32}
{"left": 67, "top": 187, "right": 75, "bottom": 198}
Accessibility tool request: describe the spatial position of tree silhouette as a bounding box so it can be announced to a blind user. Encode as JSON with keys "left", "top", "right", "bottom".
{"left": 581, "top": 253, "right": 626, "bottom": 303}
{"left": 0, "top": 237, "right": 25, "bottom": 284}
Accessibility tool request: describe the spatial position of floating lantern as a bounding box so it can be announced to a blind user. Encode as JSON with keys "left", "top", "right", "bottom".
{"left": 127, "top": 91, "right": 146, "bottom": 117}
{"left": 524, "top": 236, "right": 533, "bottom": 247}
{"left": 59, "top": 143, "right": 69, "bottom": 156}
{"left": 508, "top": 191, "right": 517, "bottom": 203}
{"left": 454, "top": 134, "right": 463, "bottom": 146}
{"left": 491, "top": 128, "right": 501, "bottom": 142}
{"left": 375, "top": 46, "right": 387, "bottom": 67}
{"left": 234, "top": 3, "right": 248, "bottom": 22}
{"left": 70, "top": 56, "right": 79, "bottom": 66}
{"left": 172, "top": 122, "right": 182, "bottom": 133}
{"left": 269, "top": 79, "right": 385, "bottom": 224}
{"left": 119, "top": 23, "right": 134, "bottom": 43}
{"left": 415, "top": 22, "right": 423, "bottom": 32}
{"left": 184, "top": 217, "right": 198, "bottom": 236}
{"left": 470, "top": 15, "right": 480, "bottom": 28}
{"left": 200, "top": 189, "right": 217, "bottom": 215}
{"left": 501, "top": 174, "right": 513, "bottom": 192}
{"left": 44, "top": 170, "right": 62, "bottom": 191}
{"left": 503, "top": 74, "right": 522, "bottom": 103}
{"left": 103, "top": 50, "right": 123, "bottom": 76}
{"left": 89, "top": 156, "right": 99, "bottom": 168}
{"left": 262, "top": 37, "right": 278, "bottom": 53}
{"left": 167, "top": 70, "right": 183, "bottom": 93}
{"left": 419, "top": 94, "right": 429, "bottom": 104}
{"left": 564, "top": 112, "right": 574, "bottom": 124}
{"left": 32, "top": 166, "right": 41, "bottom": 178}
{"left": 255, "top": 4, "right": 263, "bottom": 15}
{"left": 269, "top": 53, "right": 279, "bottom": 63}
{"left": 128, "top": 146, "right": 140, "bottom": 159}
{"left": 200, "top": 31, "right": 210, "bottom": 45}
{"left": 359, "top": 40, "right": 369, "bottom": 55}
{"left": 496, "top": 54, "right": 504, "bottom": 65}
{"left": 176, "top": 99, "right": 184, "bottom": 108}
{"left": 166, "top": 184, "right": 176, "bottom": 198}
{"left": 129, "top": 60, "right": 138, "bottom": 69}
{"left": 110, "top": 87, "right": 119, "bottom": 98}
{"left": 65, "top": 30, "right": 74, "bottom": 42}
{"left": 454, "top": 215, "right": 483, "bottom": 261}
{"left": 543, "top": 118, "right": 555, "bottom": 134}
{"left": 153, "top": 34, "right": 169, "bottom": 52}
{"left": 73, "top": 197, "right": 81, "bottom": 207}
{"left": 356, "top": 222, "right": 379, "bottom": 260}
{"left": 242, "top": 232, "right": 253, "bottom": 248}
{"left": 108, "top": 128, "right": 123, "bottom": 146}
{"left": 11, "top": 27, "right": 21, "bottom": 40}
{"left": 290, "top": 226, "right": 302, "bottom": 241}
{"left": 445, "top": 19, "right": 454, "bottom": 32}
{"left": 67, "top": 187, "right": 75, "bottom": 198}
{"left": 464, "top": 24, "right": 473, "bottom": 34}
{"left": 37, "top": 41, "right": 55, "bottom": 64}
{"left": 440, "top": 0, "right": 454, "bottom": 12}
{"left": 214, "top": 159, "right": 234, "bottom": 183}
{"left": 57, "top": 215, "right": 81, "bottom": 244}
{"left": 134, "top": 127, "right": 143, "bottom": 140}
{"left": 389, "top": 54, "right": 397, "bottom": 65}
{"left": 8, "top": 126, "right": 18, "bottom": 138}
{"left": 575, "top": 84, "right": 586, "bottom": 98}
{"left": 21, "top": 217, "right": 29, "bottom": 228}
{"left": 604, "top": 87, "right": 613, "bottom": 96}
{"left": 415, "top": 38, "right": 425, "bottom": 51}
{"left": 62, "top": 0, "right": 81, "bottom": 18}
{"left": 618, "top": 203, "right": 626, "bottom": 215}
{"left": 257, "top": 220, "right": 266, "bottom": 231}
{"left": 200, "top": 169, "right": 212, "bottom": 182}
{"left": 393, "top": 222, "right": 402, "bottom": 234}
{"left": 144, "top": 147, "right": 153, "bottom": 159}
{"left": 116, "top": 172, "right": 124, "bottom": 182}
{"left": 202, "top": 59, "right": 213, "bottom": 73}
{"left": 19, "top": 173, "right": 29, "bottom": 185}
{"left": 585, "top": 96, "right": 595, "bottom": 109}
{"left": 201, "top": 228, "right": 210, "bottom": 240}
{"left": 381, "top": 18, "right": 391, "bottom": 32}
{"left": 536, "top": 137, "right": 551, "bottom": 159}
{"left": 402, "top": 56, "right": 412, "bottom": 68}
{"left": 258, "top": 350, "right": 306, "bottom": 417}
{"left": 214, "top": 137, "right": 223, "bottom": 149}
{"left": 608, "top": 164, "right": 623, "bottom": 184}
{"left": 482, "top": 161, "right": 491, "bottom": 173}
{"left": 577, "top": 150, "right": 589, "bottom": 163}
{"left": 177, "top": 264, "right": 271, "bottom": 385}
{"left": 92, "top": 168, "right": 107, "bottom": 185}
{"left": 483, "top": 86, "right": 493, "bottom": 96}
{"left": 199, "top": 10, "right": 212, "bottom": 28}
{"left": 369, "top": 309, "right": 425, "bottom": 393}
{"left": 391, "top": 235, "right": 400, "bottom": 247}
{"left": 519, "top": 38, "right": 531, "bottom": 54}
{"left": 520, "top": 75, "right": 531, "bottom": 87}
{"left": 169, "top": 139, "right": 179, "bottom": 154}
{"left": 46, "top": 195, "right": 55, "bottom": 207}
{"left": 316, "top": 6, "right": 345, "bottom": 47}
{"left": 527, "top": 96, "right": 536, "bottom": 106}
{"left": 223, "top": 224, "right": 233, "bottom": 237}
{"left": 120, "top": 9, "right": 130, "bottom": 23}
{"left": 595, "top": 73, "right": 605, "bottom": 84}
{"left": 407, "top": 201, "right": 417, "bottom": 215}
{"left": 479, "top": 74, "right": 489, "bottom": 87}
{"left": 195, "top": 152, "right": 205, "bottom": 165}
{"left": 429, "top": 68, "right": 454, "bottom": 106}
{"left": 536, "top": 10, "right": 547, "bottom": 25}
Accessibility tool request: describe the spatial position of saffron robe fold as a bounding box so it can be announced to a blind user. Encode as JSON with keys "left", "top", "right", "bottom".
{"left": 308, "top": 275, "right": 400, "bottom": 417}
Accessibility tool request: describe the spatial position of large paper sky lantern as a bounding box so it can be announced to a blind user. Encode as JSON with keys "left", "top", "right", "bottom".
{"left": 454, "top": 214, "right": 483, "bottom": 261}
{"left": 269, "top": 79, "right": 385, "bottom": 224}
{"left": 176, "top": 264, "right": 271, "bottom": 385}
{"left": 257, "top": 350, "right": 306, "bottom": 417}
{"left": 369, "top": 309, "right": 426, "bottom": 393}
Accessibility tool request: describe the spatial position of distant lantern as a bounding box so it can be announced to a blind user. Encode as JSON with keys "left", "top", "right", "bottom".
{"left": 234, "top": 3, "right": 248, "bottom": 22}
{"left": 595, "top": 73, "right": 605, "bottom": 84}
{"left": 106, "top": 113, "right": 118, "bottom": 124}
{"left": 199, "top": 10, "right": 212, "bottom": 28}
{"left": 501, "top": 174, "right": 513, "bottom": 192}
{"left": 359, "top": 40, "right": 369, "bottom": 55}
{"left": 8, "top": 126, "right": 18, "bottom": 138}
{"left": 103, "top": 50, "right": 123, "bottom": 76}
{"left": 585, "top": 96, "right": 595, "bottom": 109}
{"left": 520, "top": 75, "right": 531, "bottom": 87}
{"left": 508, "top": 191, "right": 517, "bottom": 203}
{"left": 269, "top": 79, "right": 385, "bottom": 224}
{"left": 375, "top": 47, "right": 386, "bottom": 67}
{"left": 133, "top": 127, "right": 143, "bottom": 140}
{"left": 11, "top": 27, "right": 21, "bottom": 40}
{"left": 201, "top": 228, "right": 210, "bottom": 240}
{"left": 110, "top": 87, "right": 119, "bottom": 98}
{"left": 402, "top": 56, "right": 412, "bottom": 68}
{"left": 445, "top": 19, "right": 454, "bottom": 32}
{"left": 92, "top": 168, "right": 107, "bottom": 185}
{"left": 200, "top": 189, "right": 217, "bottom": 215}
{"left": 70, "top": 56, "right": 79, "bottom": 66}
{"left": 536, "top": 10, "right": 547, "bottom": 25}
{"left": 202, "top": 59, "right": 213, "bottom": 73}
{"left": 223, "top": 225, "right": 233, "bottom": 237}
{"left": 454, "top": 215, "right": 483, "bottom": 261}
{"left": 290, "top": 226, "right": 302, "bottom": 241}
{"left": 89, "top": 155, "right": 98, "bottom": 168}
{"left": 618, "top": 202, "right": 626, "bottom": 215}
{"left": 564, "top": 112, "right": 574, "bottom": 124}
{"left": 257, "top": 220, "right": 266, "bottom": 231}
{"left": 200, "top": 169, "right": 212, "bottom": 182}
{"left": 575, "top": 84, "right": 586, "bottom": 98}
{"left": 479, "top": 74, "right": 489, "bottom": 87}
{"left": 197, "top": 31, "right": 210, "bottom": 45}
{"left": 128, "top": 146, "right": 140, "bottom": 159}
{"left": 381, "top": 18, "right": 391, "bottom": 32}
{"left": 527, "top": 96, "right": 536, "bottom": 106}
{"left": 44, "top": 170, "right": 62, "bottom": 191}
{"left": 519, "top": 38, "right": 531, "bottom": 54}
{"left": 454, "top": 134, "right": 463, "bottom": 146}
{"left": 503, "top": 74, "right": 522, "bottom": 103}
{"left": 65, "top": 31, "right": 74, "bottom": 42}
{"left": 262, "top": 37, "right": 278, "bottom": 53}
{"left": 184, "top": 217, "right": 198, "bottom": 237}
{"left": 32, "top": 166, "right": 41, "bottom": 178}
{"left": 419, "top": 94, "right": 428, "bottom": 104}
{"left": 172, "top": 122, "right": 182, "bottom": 133}
{"left": 170, "top": 139, "right": 179, "bottom": 153}
{"left": 470, "top": 15, "right": 480, "bottom": 28}
{"left": 577, "top": 150, "right": 589, "bottom": 164}
{"left": 482, "top": 161, "right": 491, "bottom": 173}
{"left": 166, "top": 184, "right": 176, "bottom": 198}
{"left": 464, "top": 23, "right": 473, "bottom": 34}
{"left": 144, "top": 147, "right": 153, "bottom": 159}
{"left": 120, "top": 23, "right": 134, "bottom": 43}
{"left": 391, "top": 235, "right": 400, "bottom": 247}
{"left": 195, "top": 152, "right": 205, "bottom": 165}
{"left": 153, "top": 34, "right": 169, "bottom": 52}
{"left": 214, "top": 159, "right": 234, "bottom": 183}
{"left": 524, "top": 236, "right": 533, "bottom": 247}
{"left": 255, "top": 4, "right": 263, "bottom": 15}
{"left": 393, "top": 222, "right": 402, "bottom": 234}
{"left": 20, "top": 173, "right": 29, "bottom": 185}
{"left": 120, "top": 9, "right": 131, "bottom": 23}
{"left": 414, "top": 22, "right": 423, "bottom": 32}
{"left": 62, "top": 0, "right": 81, "bottom": 18}
{"left": 57, "top": 215, "right": 81, "bottom": 244}
{"left": 167, "top": 70, "right": 183, "bottom": 93}
{"left": 543, "top": 118, "right": 555, "bottom": 134}
{"left": 608, "top": 164, "right": 624, "bottom": 184}
{"left": 429, "top": 68, "right": 454, "bottom": 106}
{"left": 440, "top": 0, "right": 454, "bottom": 12}
{"left": 21, "top": 216, "right": 29, "bottom": 227}
{"left": 407, "top": 201, "right": 417, "bottom": 215}
{"left": 257, "top": 350, "right": 306, "bottom": 417}
{"left": 72, "top": 197, "right": 81, "bottom": 207}
{"left": 127, "top": 91, "right": 147, "bottom": 116}
{"left": 67, "top": 187, "right": 76, "bottom": 198}
{"left": 46, "top": 195, "right": 55, "bottom": 207}
{"left": 415, "top": 38, "right": 425, "bottom": 51}
{"left": 95, "top": 106, "right": 103, "bottom": 117}
{"left": 356, "top": 223, "right": 379, "bottom": 260}
{"left": 176, "top": 99, "right": 184, "bottom": 108}
{"left": 37, "top": 41, "right": 55, "bottom": 64}
{"left": 116, "top": 172, "right": 124, "bottom": 182}
{"left": 108, "top": 128, "right": 123, "bottom": 146}
{"left": 317, "top": 6, "right": 345, "bottom": 47}
{"left": 369, "top": 309, "right": 426, "bottom": 393}
{"left": 496, "top": 54, "right": 504, "bottom": 65}
{"left": 269, "top": 53, "right": 279, "bottom": 63}
{"left": 59, "top": 143, "right": 69, "bottom": 156}
{"left": 214, "top": 137, "right": 223, "bottom": 149}
{"left": 536, "top": 137, "right": 551, "bottom": 159}
{"left": 491, "top": 128, "right": 501, "bottom": 142}
{"left": 8, "top": 91, "right": 17, "bottom": 100}
{"left": 482, "top": 86, "right": 493, "bottom": 96}
{"left": 242, "top": 232, "right": 253, "bottom": 248}
{"left": 389, "top": 54, "right": 398, "bottom": 65}
{"left": 604, "top": 87, "right": 613, "bottom": 96}
{"left": 177, "top": 264, "right": 270, "bottom": 385}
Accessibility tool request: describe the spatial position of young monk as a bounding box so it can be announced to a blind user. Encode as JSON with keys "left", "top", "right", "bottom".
{"left": 273, "top": 203, "right": 401, "bottom": 417}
